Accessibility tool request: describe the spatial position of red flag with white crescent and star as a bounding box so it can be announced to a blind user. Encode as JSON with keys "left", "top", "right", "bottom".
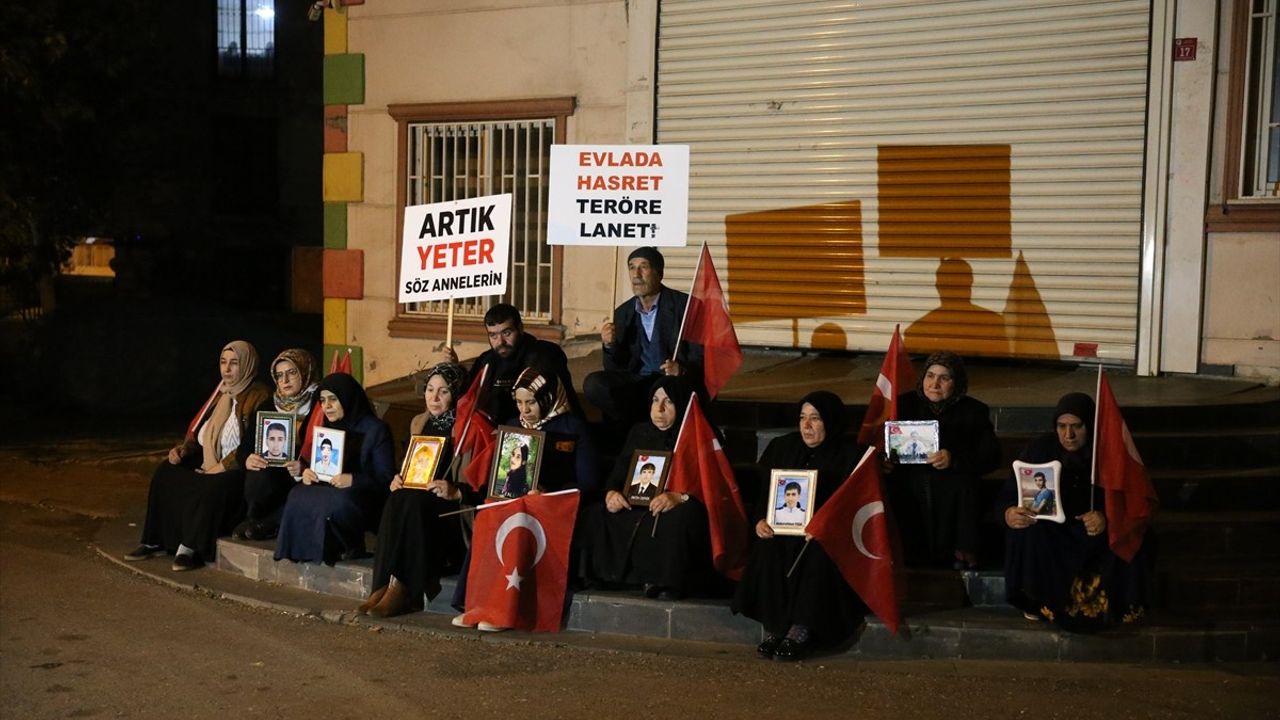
{"left": 678, "top": 242, "right": 743, "bottom": 399}
{"left": 666, "top": 393, "right": 749, "bottom": 580}
{"left": 856, "top": 325, "right": 915, "bottom": 448}
{"left": 806, "top": 447, "right": 903, "bottom": 634}
{"left": 462, "top": 490, "right": 580, "bottom": 632}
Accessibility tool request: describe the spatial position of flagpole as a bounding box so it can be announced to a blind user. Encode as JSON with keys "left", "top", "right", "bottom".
{"left": 673, "top": 241, "right": 707, "bottom": 362}
{"left": 445, "top": 296, "right": 455, "bottom": 349}
{"left": 610, "top": 247, "right": 619, "bottom": 322}
{"left": 1090, "top": 364, "right": 1102, "bottom": 512}
{"left": 785, "top": 539, "right": 811, "bottom": 578}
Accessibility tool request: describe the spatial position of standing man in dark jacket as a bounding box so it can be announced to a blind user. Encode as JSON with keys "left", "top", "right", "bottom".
{"left": 585, "top": 247, "right": 703, "bottom": 430}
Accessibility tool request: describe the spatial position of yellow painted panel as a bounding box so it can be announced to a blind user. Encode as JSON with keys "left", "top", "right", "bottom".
{"left": 324, "top": 298, "right": 347, "bottom": 345}
{"left": 323, "top": 152, "right": 363, "bottom": 203}
{"left": 324, "top": 7, "right": 348, "bottom": 55}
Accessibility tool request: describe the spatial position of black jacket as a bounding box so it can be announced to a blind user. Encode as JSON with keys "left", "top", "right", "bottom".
{"left": 603, "top": 285, "right": 703, "bottom": 383}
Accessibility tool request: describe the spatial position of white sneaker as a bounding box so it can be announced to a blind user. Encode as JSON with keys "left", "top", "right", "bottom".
{"left": 477, "top": 622, "right": 508, "bottom": 633}
{"left": 451, "top": 614, "right": 476, "bottom": 628}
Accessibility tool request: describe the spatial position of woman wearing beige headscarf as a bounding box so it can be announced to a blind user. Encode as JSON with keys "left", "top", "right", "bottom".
{"left": 125, "top": 340, "right": 270, "bottom": 571}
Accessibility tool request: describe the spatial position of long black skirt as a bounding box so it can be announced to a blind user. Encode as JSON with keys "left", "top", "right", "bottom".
{"left": 889, "top": 470, "right": 979, "bottom": 565}
{"left": 731, "top": 535, "right": 866, "bottom": 644}
{"left": 275, "top": 484, "right": 376, "bottom": 564}
{"left": 577, "top": 501, "right": 711, "bottom": 595}
{"left": 243, "top": 466, "right": 297, "bottom": 524}
{"left": 140, "top": 460, "right": 246, "bottom": 560}
{"left": 371, "top": 488, "right": 466, "bottom": 606}
{"left": 1004, "top": 521, "right": 1152, "bottom": 633}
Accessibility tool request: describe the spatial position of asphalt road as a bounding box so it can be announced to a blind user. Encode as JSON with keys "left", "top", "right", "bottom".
{"left": 1, "top": 451, "right": 1278, "bottom": 719}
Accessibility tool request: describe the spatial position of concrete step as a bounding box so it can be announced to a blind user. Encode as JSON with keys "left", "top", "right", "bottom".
{"left": 216, "top": 537, "right": 1279, "bottom": 662}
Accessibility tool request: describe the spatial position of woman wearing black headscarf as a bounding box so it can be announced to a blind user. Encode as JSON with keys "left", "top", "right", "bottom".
{"left": 274, "top": 373, "right": 394, "bottom": 564}
{"left": 886, "top": 351, "right": 1000, "bottom": 569}
{"left": 1001, "top": 392, "right": 1151, "bottom": 632}
{"left": 578, "top": 376, "right": 712, "bottom": 599}
{"left": 360, "top": 362, "right": 472, "bottom": 618}
{"left": 732, "top": 391, "right": 867, "bottom": 661}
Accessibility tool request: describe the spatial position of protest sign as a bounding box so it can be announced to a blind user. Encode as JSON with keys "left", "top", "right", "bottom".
{"left": 398, "top": 194, "right": 512, "bottom": 304}
{"left": 546, "top": 145, "right": 689, "bottom": 247}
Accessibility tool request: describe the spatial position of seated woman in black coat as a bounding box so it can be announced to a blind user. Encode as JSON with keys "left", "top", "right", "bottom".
{"left": 578, "top": 376, "right": 712, "bottom": 600}
{"left": 885, "top": 351, "right": 1000, "bottom": 569}
{"left": 234, "top": 348, "right": 321, "bottom": 541}
{"left": 126, "top": 340, "right": 270, "bottom": 570}
{"left": 274, "top": 373, "right": 394, "bottom": 565}
{"left": 359, "top": 362, "right": 473, "bottom": 618}
{"left": 732, "top": 391, "right": 867, "bottom": 661}
{"left": 1001, "top": 392, "right": 1151, "bottom": 632}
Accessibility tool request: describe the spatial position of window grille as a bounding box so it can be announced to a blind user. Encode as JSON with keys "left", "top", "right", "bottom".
{"left": 217, "top": 0, "right": 275, "bottom": 79}
{"left": 1242, "top": 0, "right": 1279, "bottom": 198}
{"left": 403, "top": 119, "right": 557, "bottom": 322}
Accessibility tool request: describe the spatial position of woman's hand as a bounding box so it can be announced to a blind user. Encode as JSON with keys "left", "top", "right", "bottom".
{"left": 1078, "top": 510, "right": 1107, "bottom": 536}
{"left": 605, "top": 490, "right": 629, "bottom": 513}
{"left": 390, "top": 474, "right": 404, "bottom": 492}
{"left": 167, "top": 445, "right": 187, "bottom": 465}
{"left": 245, "top": 453, "right": 268, "bottom": 471}
{"left": 927, "top": 449, "right": 952, "bottom": 470}
{"left": 1004, "top": 505, "right": 1035, "bottom": 529}
{"left": 438, "top": 346, "right": 459, "bottom": 364}
{"left": 880, "top": 454, "right": 897, "bottom": 476}
{"left": 200, "top": 461, "right": 225, "bottom": 475}
{"left": 649, "top": 491, "right": 684, "bottom": 515}
{"left": 755, "top": 518, "right": 774, "bottom": 539}
{"left": 284, "top": 460, "right": 302, "bottom": 477}
{"left": 427, "top": 479, "right": 460, "bottom": 501}
{"left": 329, "top": 473, "right": 353, "bottom": 489}
{"left": 301, "top": 468, "right": 318, "bottom": 485}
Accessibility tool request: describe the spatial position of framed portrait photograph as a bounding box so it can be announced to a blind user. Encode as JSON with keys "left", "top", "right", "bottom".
{"left": 1012, "top": 460, "right": 1066, "bottom": 524}
{"left": 487, "top": 425, "right": 546, "bottom": 500}
{"left": 254, "top": 411, "right": 295, "bottom": 467}
{"left": 885, "top": 420, "right": 940, "bottom": 464}
{"left": 310, "top": 428, "right": 346, "bottom": 483}
{"left": 766, "top": 469, "right": 818, "bottom": 536}
{"left": 624, "top": 450, "right": 673, "bottom": 507}
{"left": 400, "top": 435, "right": 447, "bottom": 490}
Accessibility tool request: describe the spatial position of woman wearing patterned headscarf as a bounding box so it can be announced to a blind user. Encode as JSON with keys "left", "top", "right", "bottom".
{"left": 125, "top": 341, "right": 270, "bottom": 571}
{"left": 233, "top": 348, "right": 322, "bottom": 541}
{"left": 1001, "top": 392, "right": 1151, "bottom": 632}
{"left": 732, "top": 391, "right": 867, "bottom": 661}
{"left": 578, "top": 376, "right": 714, "bottom": 600}
{"left": 885, "top": 351, "right": 1000, "bottom": 569}
{"left": 359, "top": 362, "right": 472, "bottom": 618}
{"left": 449, "top": 364, "right": 599, "bottom": 631}
{"left": 274, "top": 372, "right": 395, "bottom": 565}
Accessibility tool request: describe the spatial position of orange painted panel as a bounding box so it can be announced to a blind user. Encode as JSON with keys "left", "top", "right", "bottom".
{"left": 324, "top": 106, "right": 347, "bottom": 154}
{"left": 323, "top": 248, "right": 364, "bottom": 300}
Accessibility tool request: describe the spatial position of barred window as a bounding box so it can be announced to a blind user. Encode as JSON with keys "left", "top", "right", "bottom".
{"left": 217, "top": 0, "right": 275, "bottom": 79}
{"left": 1240, "top": 0, "right": 1279, "bottom": 199}
{"left": 388, "top": 99, "right": 574, "bottom": 339}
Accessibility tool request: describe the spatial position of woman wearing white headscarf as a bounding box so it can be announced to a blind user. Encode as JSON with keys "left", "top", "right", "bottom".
{"left": 125, "top": 340, "right": 270, "bottom": 570}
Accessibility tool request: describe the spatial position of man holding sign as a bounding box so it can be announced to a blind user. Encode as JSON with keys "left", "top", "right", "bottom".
{"left": 584, "top": 247, "right": 703, "bottom": 432}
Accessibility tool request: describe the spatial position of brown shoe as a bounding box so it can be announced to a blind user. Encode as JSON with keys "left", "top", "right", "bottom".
{"left": 370, "top": 580, "right": 408, "bottom": 618}
{"left": 357, "top": 585, "right": 388, "bottom": 615}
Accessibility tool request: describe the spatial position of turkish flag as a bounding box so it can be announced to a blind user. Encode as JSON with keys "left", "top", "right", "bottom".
{"left": 328, "top": 348, "right": 353, "bottom": 375}
{"left": 857, "top": 325, "right": 915, "bottom": 448}
{"left": 1094, "top": 372, "right": 1158, "bottom": 563}
{"left": 666, "top": 394, "right": 749, "bottom": 579}
{"left": 462, "top": 489, "right": 580, "bottom": 632}
{"left": 451, "top": 367, "right": 496, "bottom": 492}
{"left": 806, "top": 447, "right": 903, "bottom": 635}
{"left": 680, "top": 242, "right": 743, "bottom": 399}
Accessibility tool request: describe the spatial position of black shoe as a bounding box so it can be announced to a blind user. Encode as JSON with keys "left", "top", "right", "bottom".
{"left": 172, "top": 553, "right": 204, "bottom": 572}
{"left": 756, "top": 634, "right": 783, "bottom": 659}
{"left": 124, "top": 544, "right": 165, "bottom": 562}
{"left": 772, "top": 637, "right": 809, "bottom": 662}
{"left": 642, "top": 583, "right": 661, "bottom": 599}
{"left": 339, "top": 547, "right": 369, "bottom": 562}
{"left": 244, "top": 520, "right": 279, "bottom": 541}
{"left": 231, "top": 520, "right": 253, "bottom": 540}
{"left": 657, "top": 589, "right": 683, "bottom": 601}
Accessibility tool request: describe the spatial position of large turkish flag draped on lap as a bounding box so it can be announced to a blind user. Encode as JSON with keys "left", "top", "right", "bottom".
{"left": 857, "top": 325, "right": 915, "bottom": 448}
{"left": 666, "top": 394, "right": 749, "bottom": 580}
{"left": 806, "top": 447, "right": 903, "bottom": 635}
{"left": 1094, "top": 372, "right": 1158, "bottom": 563}
{"left": 462, "top": 490, "right": 580, "bottom": 632}
{"left": 680, "top": 242, "right": 743, "bottom": 399}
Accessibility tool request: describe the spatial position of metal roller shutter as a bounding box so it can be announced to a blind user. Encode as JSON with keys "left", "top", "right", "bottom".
{"left": 655, "top": 0, "right": 1151, "bottom": 362}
